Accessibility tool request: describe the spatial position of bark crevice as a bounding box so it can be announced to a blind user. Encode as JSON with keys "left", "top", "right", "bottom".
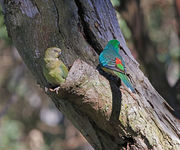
{"left": 74, "top": 0, "right": 102, "bottom": 54}
{"left": 52, "top": 0, "right": 64, "bottom": 38}
{"left": 3, "top": 0, "right": 180, "bottom": 149}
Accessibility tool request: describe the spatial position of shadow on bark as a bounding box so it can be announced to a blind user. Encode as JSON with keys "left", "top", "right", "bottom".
{"left": 116, "top": 0, "right": 180, "bottom": 117}
{"left": 97, "top": 65, "right": 122, "bottom": 122}
{"left": 3, "top": 0, "right": 180, "bottom": 149}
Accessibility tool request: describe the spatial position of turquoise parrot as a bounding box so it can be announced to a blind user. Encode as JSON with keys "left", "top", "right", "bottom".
{"left": 43, "top": 47, "right": 68, "bottom": 86}
{"left": 99, "top": 40, "right": 135, "bottom": 92}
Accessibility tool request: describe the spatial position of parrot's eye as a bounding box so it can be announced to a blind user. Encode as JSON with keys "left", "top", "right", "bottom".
{"left": 54, "top": 49, "right": 59, "bottom": 53}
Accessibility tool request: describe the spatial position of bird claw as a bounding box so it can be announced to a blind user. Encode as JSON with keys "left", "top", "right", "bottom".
{"left": 44, "top": 86, "right": 60, "bottom": 94}
{"left": 49, "top": 87, "right": 60, "bottom": 94}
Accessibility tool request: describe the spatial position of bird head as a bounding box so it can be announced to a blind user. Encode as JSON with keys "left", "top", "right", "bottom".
{"left": 108, "top": 39, "right": 120, "bottom": 45}
{"left": 106, "top": 39, "right": 120, "bottom": 53}
{"left": 108, "top": 39, "right": 120, "bottom": 48}
{"left": 45, "top": 47, "right": 62, "bottom": 59}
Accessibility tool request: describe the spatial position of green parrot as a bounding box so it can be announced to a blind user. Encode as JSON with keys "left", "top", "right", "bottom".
{"left": 43, "top": 47, "right": 68, "bottom": 86}
{"left": 99, "top": 40, "right": 135, "bottom": 93}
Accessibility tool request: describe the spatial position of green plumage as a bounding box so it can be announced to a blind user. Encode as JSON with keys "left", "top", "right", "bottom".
{"left": 99, "top": 40, "right": 135, "bottom": 92}
{"left": 43, "top": 47, "right": 68, "bottom": 86}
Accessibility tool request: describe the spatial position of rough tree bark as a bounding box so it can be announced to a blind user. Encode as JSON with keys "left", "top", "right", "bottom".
{"left": 115, "top": 0, "right": 180, "bottom": 116}
{"left": 1, "top": 0, "right": 180, "bottom": 149}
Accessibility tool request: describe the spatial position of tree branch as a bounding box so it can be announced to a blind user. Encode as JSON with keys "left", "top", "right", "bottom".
{"left": 3, "top": 0, "right": 180, "bottom": 149}
{"left": 115, "top": 0, "right": 180, "bottom": 116}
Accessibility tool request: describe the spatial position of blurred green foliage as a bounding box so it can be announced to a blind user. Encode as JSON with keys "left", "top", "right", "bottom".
{"left": 0, "top": 4, "right": 90, "bottom": 150}
{"left": 0, "top": 1, "right": 179, "bottom": 150}
{"left": 117, "top": 15, "right": 132, "bottom": 40}
{"left": 111, "top": 0, "right": 120, "bottom": 7}
{"left": 112, "top": 0, "right": 180, "bottom": 86}
{"left": 0, "top": 5, "right": 11, "bottom": 44}
{"left": 0, "top": 118, "right": 27, "bottom": 150}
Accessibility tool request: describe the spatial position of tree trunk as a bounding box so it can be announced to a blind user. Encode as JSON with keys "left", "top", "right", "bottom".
{"left": 2, "top": 0, "right": 180, "bottom": 149}
{"left": 115, "top": 0, "right": 180, "bottom": 116}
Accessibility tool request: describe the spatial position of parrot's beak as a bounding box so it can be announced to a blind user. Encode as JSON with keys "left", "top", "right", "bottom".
{"left": 58, "top": 51, "right": 61, "bottom": 59}
{"left": 58, "top": 51, "right": 61, "bottom": 55}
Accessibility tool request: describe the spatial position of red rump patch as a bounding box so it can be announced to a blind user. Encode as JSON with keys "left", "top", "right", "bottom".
{"left": 115, "top": 58, "right": 122, "bottom": 65}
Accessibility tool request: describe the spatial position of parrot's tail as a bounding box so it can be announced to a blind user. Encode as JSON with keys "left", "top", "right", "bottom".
{"left": 115, "top": 72, "right": 135, "bottom": 93}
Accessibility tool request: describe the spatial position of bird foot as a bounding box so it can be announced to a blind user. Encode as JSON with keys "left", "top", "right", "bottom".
{"left": 44, "top": 86, "right": 60, "bottom": 94}
{"left": 49, "top": 86, "right": 60, "bottom": 94}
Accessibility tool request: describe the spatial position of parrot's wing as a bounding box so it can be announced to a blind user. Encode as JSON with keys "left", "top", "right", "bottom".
{"left": 103, "top": 57, "right": 126, "bottom": 74}
{"left": 100, "top": 52, "right": 126, "bottom": 74}
{"left": 115, "top": 57, "right": 126, "bottom": 73}
{"left": 99, "top": 51, "right": 126, "bottom": 74}
{"left": 103, "top": 65, "right": 125, "bottom": 74}
{"left": 60, "top": 63, "right": 68, "bottom": 79}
